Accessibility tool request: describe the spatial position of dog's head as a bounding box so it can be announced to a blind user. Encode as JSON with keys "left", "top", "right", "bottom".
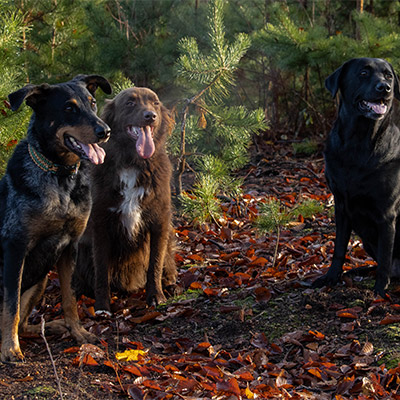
{"left": 325, "top": 57, "right": 400, "bottom": 121}
{"left": 101, "top": 87, "right": 173, "bottom": 160}
{"left": 8, "top": 75, "right": 112, "bottom": 165}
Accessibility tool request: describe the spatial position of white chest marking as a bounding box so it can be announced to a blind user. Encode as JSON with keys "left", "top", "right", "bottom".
{"left": 117, "top": 168, "right": 145, "bottom": 237}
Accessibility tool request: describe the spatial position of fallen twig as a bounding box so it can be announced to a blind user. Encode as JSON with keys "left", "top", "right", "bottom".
{"left": 40, "top": 316, "right": 64, "bottom": 400}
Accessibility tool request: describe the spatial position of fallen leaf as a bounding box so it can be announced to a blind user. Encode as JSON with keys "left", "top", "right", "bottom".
{"left": 379, "top": 314, "right": 400, "bottom": 325}
{"left": 130, "top": 311, "right": 162, "bottom": 324}
{"left": 217, "top": 378, "right": 241, "bottom": 397}
{"left": 127, "top": 385, "right": 144, "bottom": 400}
{"left": 254, "top": 287, "right": 272, "bottom": 303}
{"left": 115, "top": 349, "right": 147, "bottom": 362}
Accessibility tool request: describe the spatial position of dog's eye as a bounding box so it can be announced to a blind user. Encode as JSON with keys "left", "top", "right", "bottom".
{"left": 91, "top": 99, "right": 97, "bottom": 110}
{"left": 385, "top": 73, "right": 393, "bottom": 80}
{"left": 360, "top": 70, "right": 369, "bottom": 77}
{"left": 65, "top": 105, "right": 76, "bottom": 113}
{"left": 126, "top": 101, "right": 136, "bottom": 107}
{"left": 154, "top": 101, "right": 160, "bottom": 106}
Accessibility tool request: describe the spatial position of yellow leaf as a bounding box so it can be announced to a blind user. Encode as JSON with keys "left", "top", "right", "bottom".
{"left": 115, "top": 349, "right": 147, "bottom": 362}
{"left": 245, "top": 384, "right": 254, "bottom": 399}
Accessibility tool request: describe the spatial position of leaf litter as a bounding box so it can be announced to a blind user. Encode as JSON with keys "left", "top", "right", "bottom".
{"left": 2, "top": 143, "right": 400, "bottom": 399}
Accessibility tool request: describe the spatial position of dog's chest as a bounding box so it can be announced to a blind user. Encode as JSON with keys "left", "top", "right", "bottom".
{"left": 114, "top": 167, "right": 148, "bottom": 236}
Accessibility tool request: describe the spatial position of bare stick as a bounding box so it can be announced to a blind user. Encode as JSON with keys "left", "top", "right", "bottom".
{"left": 40, "top": 316, "right": 64, "bottom": 400}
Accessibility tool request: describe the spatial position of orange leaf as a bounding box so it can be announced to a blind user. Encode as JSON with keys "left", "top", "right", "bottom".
{"left": 63, "top": 346, "right": 80, "bottom": 354}
{"left": 86, "top": 306, "right": 96, "bottom": 317}
{"left": 175, "top": 253, "right": 185, "bottom": 263}
{"left": 122, "top": 364, "right": 142, "bottom": 376}
{"left": 176, "top": 229, "right": 190, "bottom": 237}
{"left": 189, "top": 281, "right": 202, "bottom": 290}
{"left": 130, "top": 311, "right": 162, "bottom": 324}
{"left": 81, "top": 354, "right": 98, "bottom": 366}
{"left": 308, "top": 368, "right": 322, "bottom": 379}
{"left": 195, "top": 342, "right": 212, "bottom": 352}
{"left": 217, "top": 378, "right": 241, "bottom": 397}
{"left": 103, "top": 360, "right": 118, "bottom": 370}
{"left": 379, "top": 314, "right": 400, "bottom": 325}
{"left": 246, "top": 247, "right": 255, "bottom": 258}
{"left": 237, "top": 371, "right": 254, "bottom": 381}
{"left": 203, "top": 365, "right": 222, "bottom": 379}
{"left": 249, "top": 257, "right": 269, "bottom": 266}
{"left": 336, "top": 307, "right": 361, "bottom": 319}
{"left": 142, "top": 379, "right": 162, "bottom": 391}
{"left": 187, "top": 254, "right": 203, "bottom": 261}
{"left": 221, "top": 251, "right": 240, "bottom": 261}
{"left": 203, "top": 287, "right": 222, "bottom": 297}
{"left": 336, "top": 311, "right": 358, "bottom": 319}
{"left": 309, "top": 330, "right": 325, "bottom": 340}
{"left": 254, "top": 287, "right": 271, "bottom": 303}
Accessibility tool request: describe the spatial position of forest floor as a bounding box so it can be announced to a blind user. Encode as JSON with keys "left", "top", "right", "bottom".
{"left": 2, "top": 141, "right": 400, "bottom": 399}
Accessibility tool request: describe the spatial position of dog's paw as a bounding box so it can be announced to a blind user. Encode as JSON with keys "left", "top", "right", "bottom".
{"left": 70, "top": 326, "right": 98, "bottom": 345}
{"left": 374, "top": 279, "right": 390, "bottom": 299}
{"left": 1, "top": 344, "right": 24, "bottom": 363}
{"left": 146, "top": 291, "right": 167, "bottom": 307}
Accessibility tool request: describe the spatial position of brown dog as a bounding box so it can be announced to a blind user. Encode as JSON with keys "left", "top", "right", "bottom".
{"left": 73, "top": 87, "right": 177, "bottom": 314}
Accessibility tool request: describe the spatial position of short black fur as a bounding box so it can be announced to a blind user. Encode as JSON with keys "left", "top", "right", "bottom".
{"left": 313, "top": 57, "right": 400, "bottom": 297}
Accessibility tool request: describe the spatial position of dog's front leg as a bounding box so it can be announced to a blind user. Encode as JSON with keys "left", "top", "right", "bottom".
{"left": 313, "top": 199, "right": 351, "bottom": 288}
{"left": 146, "top": 226, "right": 168, "bottom": 306}
{"left": 1, "top": 240, "right": 26, "bottom": 362}
{"left": 57, "top": 243, "right": 97, "bottom": 344}
{"left": 374, "top": 220, "right": 395, "bottom": 297}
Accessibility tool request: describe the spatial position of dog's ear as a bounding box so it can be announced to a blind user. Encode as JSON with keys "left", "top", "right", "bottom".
{"left": 325, "top": 65, "right": 345, "bottom": 98}
{"left": 8, "top": 84, "right": 51, "bottom": 111}
{"left": 100, "top": 99, "right": 115, "bottom": 126}
{"left": 72, "top": 75, "right": 112, "bottom": 96}
{"left": 161, "top": 105, "right": 175, "bottom": 135}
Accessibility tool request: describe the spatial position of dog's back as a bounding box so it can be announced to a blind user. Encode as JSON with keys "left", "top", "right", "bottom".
{"left": 74, "top": 87, "right": 177, "bottom": 313}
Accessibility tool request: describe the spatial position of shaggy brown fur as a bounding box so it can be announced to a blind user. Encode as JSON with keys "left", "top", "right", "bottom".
{"left": 73, "top": 87, "right": 177, "bottom": 313}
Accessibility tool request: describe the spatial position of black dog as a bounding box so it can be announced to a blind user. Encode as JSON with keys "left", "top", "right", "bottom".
{"left": 313, "top": 57, "right": 400, "bottom": 297}
{"left": 73, "top": 87, "right": 177, "bottom": 315}
{"left": 0, "top": 75, "right": 111, "bottom": 362}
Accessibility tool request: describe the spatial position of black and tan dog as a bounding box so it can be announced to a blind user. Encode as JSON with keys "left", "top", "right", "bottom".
{"left": 73, "top": 87, "right": 177, "bottom": 315}
{"left": 0, "top": 75, "right": 111, "bottom": 362}
{"left": 313, "top": 58, "right": 400, "bottom": 297}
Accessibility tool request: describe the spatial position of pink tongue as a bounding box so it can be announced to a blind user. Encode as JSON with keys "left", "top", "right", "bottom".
{"left": 136, "top": 126, "right": 155, "bottom": 159}
{"left": 368, "top": 102, "right": 387, "bottom": 115}
{"left": 79, "top": 142, "right": 106, "bottom": 165}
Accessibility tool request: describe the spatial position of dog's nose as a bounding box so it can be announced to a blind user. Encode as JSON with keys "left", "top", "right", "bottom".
{"left": 376, "top": 82, "right": 391, "bottom": 93}
{"left": 144, "top": 111, "right": 157, "bottom": 122}
{"left": 95, "top": 124, "right": 111, "bottom": 140}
